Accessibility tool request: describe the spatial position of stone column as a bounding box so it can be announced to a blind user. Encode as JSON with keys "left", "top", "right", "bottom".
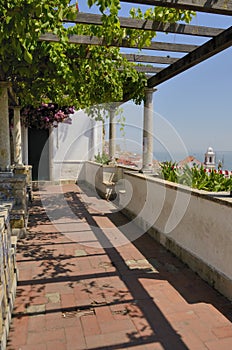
{"left": 109, "top": 106, "right": 116, "bottom": 161}
{"left": 13, "top": 106, "right": 23, "bottom": 166}
{"left": 90, "top": 118, "right": 95, "bottom": 160}
{"left": 0, "top": 82, "right": 11, "bottom": 170}
{"left": 92, "top": 120, "right": 102, "bottom": 159}
{"left": 142, "top": 88, "right": 156, "bottom": 173}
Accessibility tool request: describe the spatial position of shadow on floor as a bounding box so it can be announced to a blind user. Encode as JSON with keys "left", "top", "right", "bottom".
{"left": 8, "top": 183, "right": 232, "bottom": 350}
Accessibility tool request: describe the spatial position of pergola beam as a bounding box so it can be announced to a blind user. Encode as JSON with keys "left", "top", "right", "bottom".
{"left": 119, "top": 0, "right": 232, "bottom": 16}
{"left": 64, "top": 12, "right": 223, "bottom": 37}
{"left": 148, "top": 26, "right": 232, "bottom": 87}
{"left": 39, "top": 33, "right": 198, "bottom": 52}
{"left": 122, "top": 65, "right": 163, "bottom": 73}
{"left": 39, "top": 8, "right": 232, "bottom": 103}
{"left": 121, "top": 53, "right": 178, "bottom": 64}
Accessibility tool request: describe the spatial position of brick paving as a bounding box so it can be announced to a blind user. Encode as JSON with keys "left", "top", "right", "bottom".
{"left": 6, "top": 183, "right": 232, "bottom": 350}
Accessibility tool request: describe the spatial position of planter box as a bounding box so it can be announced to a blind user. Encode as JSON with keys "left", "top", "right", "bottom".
{"left": 78, "top": 161, "right": 121, "bottom": 200}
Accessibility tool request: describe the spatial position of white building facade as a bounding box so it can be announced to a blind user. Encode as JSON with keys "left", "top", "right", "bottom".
{"left": 22, "top": 110, "right": 103, "bottom": 181}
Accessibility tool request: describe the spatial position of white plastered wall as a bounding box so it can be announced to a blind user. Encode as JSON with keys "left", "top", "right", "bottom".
{"left": 52, "top": 110, "right": 102, "bottom": 181}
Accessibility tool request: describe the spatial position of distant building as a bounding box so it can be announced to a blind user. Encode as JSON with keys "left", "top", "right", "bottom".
{"left": 116, "top": 157, "right": 138, "bottom": 168}
{"left": 204, "top": 146, "right": 216, "bottom": 170}
{"left": 178, "top": 155, "right": 202, "bottom": 169}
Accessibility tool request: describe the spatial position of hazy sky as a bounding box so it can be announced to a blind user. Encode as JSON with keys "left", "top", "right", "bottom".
{"left": 77, "top": 2, "right": 232, "bottom": 156}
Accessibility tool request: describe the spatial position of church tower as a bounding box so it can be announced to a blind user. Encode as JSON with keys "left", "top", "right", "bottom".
{"left": 204, "top": 146, "right": 216, "bottom": 170}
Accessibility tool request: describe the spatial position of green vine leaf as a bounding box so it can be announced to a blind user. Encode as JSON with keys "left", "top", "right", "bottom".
{"left": 0, "top": 0, "right": 195, "bottom": 111}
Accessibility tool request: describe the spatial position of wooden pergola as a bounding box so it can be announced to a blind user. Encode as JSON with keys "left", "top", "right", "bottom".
{"left": 2, "top": 0, "right": 232, "bottom": 172}
{"left": 40, "top": 0, "right": 232, "bottom": 170}
{"left": 39, "top": 0, "right": 232, "bottom": 94}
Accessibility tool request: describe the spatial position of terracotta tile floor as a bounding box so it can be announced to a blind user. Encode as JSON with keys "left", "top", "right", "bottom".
{"left": 6, "top": 183, "right": 232, "bottom": 350}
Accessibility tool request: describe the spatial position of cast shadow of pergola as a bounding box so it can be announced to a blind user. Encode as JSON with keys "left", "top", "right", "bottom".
{"left": 10, "top": 183, "right": 232, "bottom": 350}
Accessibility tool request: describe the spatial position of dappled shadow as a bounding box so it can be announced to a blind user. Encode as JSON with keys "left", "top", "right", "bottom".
{"left": 28, "top": 189, "right": 89, "bottom": 228}
{"left": 105, "top": 201, "right": 232, "bottom": 323}
{"left": 79, "top": 183, "right": 232, "bottom": 321}
{"left": 7, "top": 183, "right": 232, "bottom": 350}
{"left": 63, "top": 187, "right": 190, "bottom": 349}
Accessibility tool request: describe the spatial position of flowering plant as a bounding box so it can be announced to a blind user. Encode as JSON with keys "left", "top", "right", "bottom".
{"left": 20, "top": 103, "right": 75, "bottom": 129}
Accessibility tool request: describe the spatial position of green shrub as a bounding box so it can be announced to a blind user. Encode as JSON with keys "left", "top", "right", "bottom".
{"left": 160, "top": 162, "right": 232, "bottom": 192}
{"left": 94, "top": 152, "right": 110, "bottom": 165}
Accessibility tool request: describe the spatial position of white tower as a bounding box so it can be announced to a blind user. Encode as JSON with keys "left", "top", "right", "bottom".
{"left": 204, "top": 146, "right": 216, "bottom": 170}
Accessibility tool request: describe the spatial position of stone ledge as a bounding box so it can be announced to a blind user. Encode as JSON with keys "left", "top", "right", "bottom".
{"left": 0, "top": 271, "right": 17, "bottom": 350}
{"left": 124, "top": 170, "right": 232, "bottom": 208}
{"left": 11, "top": 228, "right": 26, "bottom": 238}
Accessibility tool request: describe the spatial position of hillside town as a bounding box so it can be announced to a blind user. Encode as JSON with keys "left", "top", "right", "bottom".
{"left": 114, "top": 146, "right": 229, "bottom": 173}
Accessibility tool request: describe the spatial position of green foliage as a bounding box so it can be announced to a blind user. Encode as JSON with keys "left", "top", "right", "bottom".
{"left": 87, "top": 1, "right": 195, "bottom": 49}
{"left": 85, "top": 103, "right": 126, "bottom": 136}
{"left": 128, "top": 7, "right": 195, "bottom": 49}
{"left": 160, "top": 161, "right": 179, "bottom": 183}
{"left": 0, "top": 0, "right": 195, "bottom": 109}
{"left": 160, "top": 162, "right": 232, "bottom": 192}
{"left": 0, "top": 1, "right": 71, "bottom": 77}
{"left": 0, "top": 1, "right": 77, "bottom": 106}
{"left": 94, "top": 152, "right": 110, "bottom": 165}
{"left": 116, "top": 108, "right": 126, "bottom": 136}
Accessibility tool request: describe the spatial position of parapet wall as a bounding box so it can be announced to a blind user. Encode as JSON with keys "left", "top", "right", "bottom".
{"left": 119, "top": 170, "right": 232, "bottom": 300}
{"left": 81, "top": 161, "right": 232, "bottom": 300}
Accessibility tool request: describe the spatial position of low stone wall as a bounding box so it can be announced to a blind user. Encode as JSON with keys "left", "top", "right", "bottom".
{"left": 0, "top": 173, "right": 27, "bottom": 237}
{"left": 0, "top": 203, "right": 17, "bottom": 350}
{"left": 81, "top": 162, "right": 232, "bottom": 301}
{"left": 13, "top": 165, "right": 32, "bottom": 186}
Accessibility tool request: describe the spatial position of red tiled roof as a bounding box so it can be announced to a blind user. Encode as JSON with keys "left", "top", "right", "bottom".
{"left": 178, "top": 156, "right": 202, "bottom": 168}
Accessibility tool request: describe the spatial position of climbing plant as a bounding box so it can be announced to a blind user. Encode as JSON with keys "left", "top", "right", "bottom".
{"left": 0, "top": 1, "right": 195, "bottom": 109}
{"left": 87, "top": 0, "right": 195, "bottom": 49}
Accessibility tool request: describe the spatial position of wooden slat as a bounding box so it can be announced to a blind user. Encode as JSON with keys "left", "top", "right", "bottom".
{"left": 119, "top": 0, "right": 232, "bottom": 16}
{"left": 39, "top": 33, "right": 198, "bottom": 52}
{"left": 132, "top": 66, "right": 163, "bottom": 73}
{"left": 148, "top": 26, "right": 232, "bottom": 87}
{"left": 121, "top": 53, "right": 178, "bottom": 64}
{"left": 119, "top": 65, "right": 162, "bottom": 73}
{"left": 64, "top": 12, "right": 223, "bottom": 37}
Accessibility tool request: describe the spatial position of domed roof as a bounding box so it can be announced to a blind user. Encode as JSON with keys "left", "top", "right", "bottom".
{"left": 206, "top": 146, "right": 215, "bottom": 154}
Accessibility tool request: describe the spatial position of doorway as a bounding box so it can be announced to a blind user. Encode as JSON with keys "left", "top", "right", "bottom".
{"left": 28, "top": 128, "right": 50, "bottom": 180}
